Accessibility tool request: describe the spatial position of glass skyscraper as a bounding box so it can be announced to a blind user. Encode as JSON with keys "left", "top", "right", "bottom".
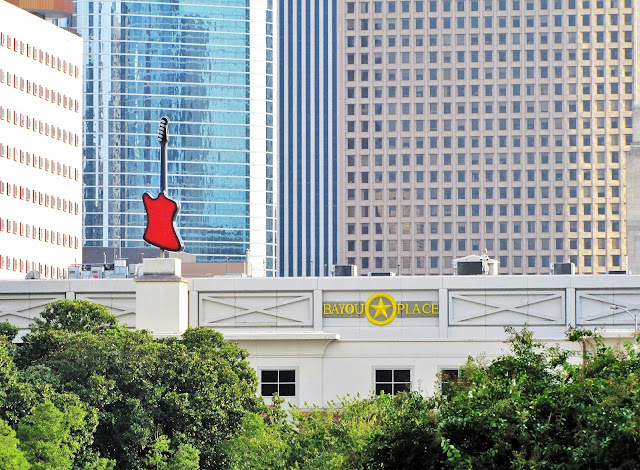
{"left": 69, "top": 0, "right": 276, "bottom": 276}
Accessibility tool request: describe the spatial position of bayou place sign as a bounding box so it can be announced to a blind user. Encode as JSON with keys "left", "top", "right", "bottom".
{"left": 322, "top": 293, "right": 438, "bottom": 326}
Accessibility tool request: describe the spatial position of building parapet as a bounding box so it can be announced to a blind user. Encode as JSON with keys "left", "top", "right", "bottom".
{"left": 1, "top": 273, "right": 638, "bottom": 341}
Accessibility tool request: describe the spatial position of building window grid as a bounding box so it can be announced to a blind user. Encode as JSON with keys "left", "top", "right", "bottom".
{"left": 340, "top": 0, "right": 632, "bottom": 276}
{"left": 260, "top": 369, "right": 296, "bottom": 397}
{"left": 0, "top": 144, "right": 80, "bottom": 182}
{"left": 0, "top": 69, "right": 80, "bottom": 113}
{"left": 0, "top": 31, "right": 79, "bottom": 79}
{"left": 0, "top": 179, "right": 79, "bottom": 215}
{"left": 0, "top": 251, "right": 67, "bottom": 279}
{"left": 375, "top": 368, "right": 411, "bottom": 395}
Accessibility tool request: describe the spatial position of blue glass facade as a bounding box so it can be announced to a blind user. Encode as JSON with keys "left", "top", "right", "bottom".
{"left": 70, "top": 0, "right": 276, "bottom": 275}
{"left": 279, "top": 0, "right": 337, "bottom": 277}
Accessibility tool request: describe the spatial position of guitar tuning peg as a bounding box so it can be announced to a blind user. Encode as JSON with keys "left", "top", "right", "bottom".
{"left": 157, "top": 116, "right": 169, "bottom": 143}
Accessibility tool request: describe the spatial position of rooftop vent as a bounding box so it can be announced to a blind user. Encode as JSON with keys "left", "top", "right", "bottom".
{"left": 551, "top": 262, "right": 576, "bottom": 275}
{"left": 453, "top": 254, "right": 499, "bottom": 276}
{"left": 332, "top": 264, "right": 358, "bottom": 277}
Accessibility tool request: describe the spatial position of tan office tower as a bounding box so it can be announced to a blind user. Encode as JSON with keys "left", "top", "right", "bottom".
{"left": 338, "top": 0, "right": 639, "bottom": 275}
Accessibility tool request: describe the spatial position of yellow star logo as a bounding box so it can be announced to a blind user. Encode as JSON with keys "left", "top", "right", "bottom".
{"left": 371, "top": 298, "right": 391, "bottom": 319}
{"left": 364, "top": 293, "right": 398, "bottom": 326}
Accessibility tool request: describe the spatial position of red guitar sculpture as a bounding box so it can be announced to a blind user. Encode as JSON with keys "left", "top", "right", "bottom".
{"left": 142, "top": 117, "right": 184, "bottom": 253}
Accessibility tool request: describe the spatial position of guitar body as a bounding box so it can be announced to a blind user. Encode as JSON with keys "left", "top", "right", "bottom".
{"left": 142, "top": 191, "right": 184, "bottom": 252}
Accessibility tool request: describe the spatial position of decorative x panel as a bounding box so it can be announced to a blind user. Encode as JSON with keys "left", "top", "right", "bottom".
{"left": 449, "top": 290, "right": 565, "bottom": 326}
{"left": 576, "top": 290, "right": 640, "bottom": 325}
{"left": 75, "top": 293, "right": 137, "bottom": 329}
{"left": 0, "top": 294, "right": 64, "bottom": 331}
{"left": 199, "top": 292, "right": 312, "bottom": 327}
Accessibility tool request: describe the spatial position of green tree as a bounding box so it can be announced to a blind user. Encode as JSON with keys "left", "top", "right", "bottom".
{"left": 166, "top": 444, "right": 200, "bottom": 470}
{"left": 14, "top": 299, "right": 640, "bottom": 469}
{"left": 557, "top": 331, "right": 640, "bottom": 469}
{"left": 153, "top": 328, "right": 263, "bottom": 468}
{"left": 435, "top": 328, "right": 569, "bottom": 467}
{"left": 0, "top": 335, "right": 111, "bottom": 470}
{"left": 435, "top": 328, "right": 640, "bottom": 469}
{"left": 0, "top": 418, "right": 30, "bottom": 469}
{"left": 226, "top": 328, "right": 640, "bottom": 470}
{"left": 360, "top": 392, "right": 442, "bottom": 469}
{"left": 222, "top": 413, "right": 289, "bottom": 470}
{"left": 141, "top": 435, "right": 200, "bottom": 470}
{"left": 143, "top": 434, "right": 171, "bottom": 469}
{"left": 33, "top": 300, "right": 119, "bottom": 334}
{"left": 15, "top": 299, "right": 262, "bottom": 469}
{"left": 17, "top": 401, "right": 86, "bottom": 470}
{"left": 0, "top": 321, "right": 19, "bottom": 342}
{"left": 0, "top": 337, "right": 37, "bottom": 426}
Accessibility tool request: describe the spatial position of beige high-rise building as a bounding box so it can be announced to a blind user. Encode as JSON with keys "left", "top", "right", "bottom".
{"left": 337, "top": 0, "right": 640, "bottom": 275}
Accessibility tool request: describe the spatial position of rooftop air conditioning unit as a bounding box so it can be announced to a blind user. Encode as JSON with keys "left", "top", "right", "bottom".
{"left": 551, "top": 262, "right": 575, "bottom": 275}
{"left": 453, "top": 254, "right": 499, "bottom": 275}
{"left": 67, "top": 266, "right": 81, "bottom": 279}
{"left": 455, "top": 261, "right": 483, "bottom": 275}
{"left": 332, "top": 264, "right": 358, "bottom": 276}
{"left": 90, "top": 266, "right": 105, "bottom": 279}
{"left": 367, "top": 272, "right": 397, "bottom": 277}
{"left": 112, "top": 259, "right": 128, "bottom": 278}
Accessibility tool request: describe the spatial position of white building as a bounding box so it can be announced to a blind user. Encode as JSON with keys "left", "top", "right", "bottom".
{"left": 0, "top": 0, "right": 83, "bottom": 279}
{"left": 0, "top": 260, "right": 638, "bottom": 406}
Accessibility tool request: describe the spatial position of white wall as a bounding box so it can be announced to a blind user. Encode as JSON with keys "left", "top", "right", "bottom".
{"left": 0, "top": 274, "right": 637, "bottom": 406}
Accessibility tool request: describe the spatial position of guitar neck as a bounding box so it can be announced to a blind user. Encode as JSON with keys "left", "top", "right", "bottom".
{"left": 160, "top": 141, "right": 168, "bottom": 193}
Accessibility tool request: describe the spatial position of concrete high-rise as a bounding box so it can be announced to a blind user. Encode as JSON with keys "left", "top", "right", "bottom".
{"left": 278, "top": 0, "right": 338, "bottom": 277}
{"left": 67, "top": 0, "right": 277, "bottom": 276}
{"left": 0, "top": 0, "right": 83, "bottom": 279}
{"left": 338, "top": 0, "right": 639, "bottom": 275}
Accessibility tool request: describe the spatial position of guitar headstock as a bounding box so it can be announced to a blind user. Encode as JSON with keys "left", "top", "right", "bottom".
{"left": 157, "top": 116, "right": 170, "bottom": 144}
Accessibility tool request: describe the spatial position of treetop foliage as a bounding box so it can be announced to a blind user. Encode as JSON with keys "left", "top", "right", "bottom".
{"left": 31, "top": 300, "right": 120, "bottom": 334}
{"left": 223, "top": 328, "right": 640, "bottom": 470}
{"left": 0, "top": 299, "right": 263, "bottom": 469}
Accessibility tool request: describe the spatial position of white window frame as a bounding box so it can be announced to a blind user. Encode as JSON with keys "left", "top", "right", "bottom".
{"left": 259, "top": 368, "right": 298, "bottom": 398}
{"left": 372, "top": 367, "right": 412, "bottom": 395}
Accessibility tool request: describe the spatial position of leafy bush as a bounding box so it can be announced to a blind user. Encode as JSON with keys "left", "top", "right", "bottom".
{"left": 3, "top": 299, "right": 263, "bottom": 469}
{"left": 223, "top": 329, "right": 640, "bottom": 470}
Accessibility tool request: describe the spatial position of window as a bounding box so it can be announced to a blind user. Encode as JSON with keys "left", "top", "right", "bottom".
{"left": 441, "top": 369, "right": 459, "bottom": 398}
{"left": 375, "top": 368, "right": 410, "bottom": 395}
{"left": 260, "top": 369, "right": 296, "bottom": 397}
